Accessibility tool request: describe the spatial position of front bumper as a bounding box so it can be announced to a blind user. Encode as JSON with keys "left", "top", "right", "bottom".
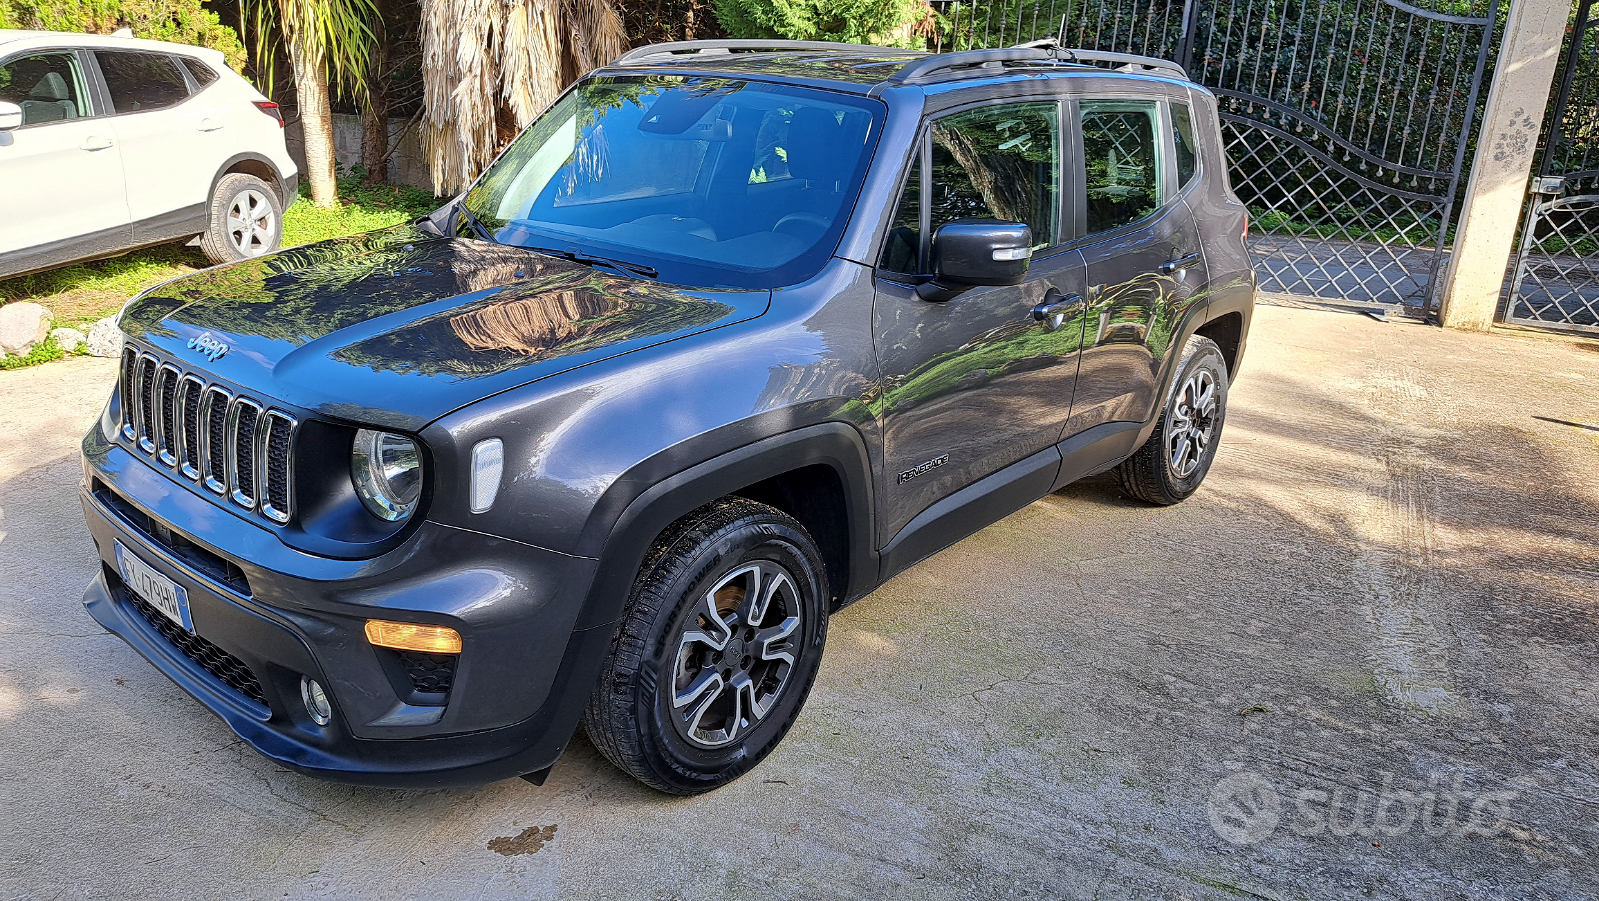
{"left": 80, "top": 430, "right": 607, "bottom": 788}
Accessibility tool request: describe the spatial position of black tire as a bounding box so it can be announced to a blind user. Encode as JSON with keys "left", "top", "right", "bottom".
{"left": 583, "top": 498, "right": 830, "bottom": 795}
{"left": 1116, "top": 335, "right": 1230, "bottom": 505}
{"left": 199, "top": 173, "right": 283, "bottom": 265}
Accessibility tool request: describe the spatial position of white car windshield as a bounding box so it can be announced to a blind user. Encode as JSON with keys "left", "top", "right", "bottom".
{"left": 460, "top": 75, "right": 885, "bottom": 289}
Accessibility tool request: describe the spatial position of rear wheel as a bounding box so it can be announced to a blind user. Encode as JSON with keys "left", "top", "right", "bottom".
{"left": 583, "top": 498, "right": 829, "bottom": 795}
{"left": 199, "top": 173, "right": 283, "bottom": 265}
{"left": 1116, "top": 335, "right": 1230, "bottom": 505}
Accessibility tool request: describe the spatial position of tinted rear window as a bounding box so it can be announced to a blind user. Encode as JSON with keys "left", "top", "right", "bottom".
{"left": 97, "top": 51, "right": 190, "bottom": 114}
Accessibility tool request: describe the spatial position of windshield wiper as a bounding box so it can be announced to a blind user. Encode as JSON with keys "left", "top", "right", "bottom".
{"left": 456, "top": 205, "right": 496, "bottom": 243}
{"left": 528, "top": 246, "right": 658, "bottom": 280}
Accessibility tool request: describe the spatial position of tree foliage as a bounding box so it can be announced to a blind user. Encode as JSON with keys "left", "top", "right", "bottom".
{"left": 712, "top": 0, "right": 930, "bottom": 47}
{"left": 0, "top": 0, "right": 247, "bottom": 71}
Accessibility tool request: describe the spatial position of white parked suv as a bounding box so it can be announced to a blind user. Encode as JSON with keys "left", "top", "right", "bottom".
{"left": 0, "top": 30, "right": 299, "bottom": 279}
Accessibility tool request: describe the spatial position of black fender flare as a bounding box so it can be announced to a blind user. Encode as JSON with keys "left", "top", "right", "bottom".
{"left": 574, "top": 420, "right": 878, "bottom": 632}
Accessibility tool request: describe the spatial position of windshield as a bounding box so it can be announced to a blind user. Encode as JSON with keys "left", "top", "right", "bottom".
{"left": 460, "top": 75, "right": 885, "bottom": 289}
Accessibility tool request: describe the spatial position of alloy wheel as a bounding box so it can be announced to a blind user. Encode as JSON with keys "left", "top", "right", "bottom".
{"left": 1166, "top": 369, "right": 1218, "bottom": 479}
{"left": 227, "top": 190, "right": 275, "bottom": 256}
{"left": 671, "top": 562, "right": 803, "bottom": 749}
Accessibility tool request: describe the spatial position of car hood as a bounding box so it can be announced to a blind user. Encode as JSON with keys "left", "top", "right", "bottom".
{"left": 120, "top": 226, "right": 767, "bottom": 431}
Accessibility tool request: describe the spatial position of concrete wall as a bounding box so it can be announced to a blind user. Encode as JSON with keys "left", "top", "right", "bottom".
{"left": 284, "top": 113, "right": 437, "bottom": 194}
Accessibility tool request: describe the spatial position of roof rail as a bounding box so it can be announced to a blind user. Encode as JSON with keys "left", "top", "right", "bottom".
{"left": 1013, "top": 38, "right": 1189, "bottom": 80}
{"left": 613, "top": 39, "right": 919, "bottom": 66}
{"left": 885, "top": 48, "right": 1053, "bottom": 84}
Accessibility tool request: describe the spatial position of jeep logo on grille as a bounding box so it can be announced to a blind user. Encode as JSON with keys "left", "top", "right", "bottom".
{"left": 187, "top": 332, "right": 230, "bottom": 362}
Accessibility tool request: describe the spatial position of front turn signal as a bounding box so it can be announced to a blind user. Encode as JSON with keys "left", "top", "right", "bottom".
{"left": 364, "top": 619, "right": 462, "bottom": 654}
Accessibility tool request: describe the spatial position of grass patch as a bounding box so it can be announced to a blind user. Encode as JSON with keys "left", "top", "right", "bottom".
{"left": 0, "top": 175, "right": 440, "bottom": 332}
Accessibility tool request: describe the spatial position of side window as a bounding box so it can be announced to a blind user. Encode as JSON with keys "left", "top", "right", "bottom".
{"left": 0, "top": 52, "right": 89, "bottom": 126}
{"left": 878, "top": 151, "right": 922, "bottom": 273}
{"left": 1081, "top": 100, "right": 1163, "bottom": 234}
{"left": 179, "top": 56, "right": 220, "bottom": 89}
{"left": 1171, "top": 101, "right": 1198, "bottom": 189}
{"left": 928, "top": 102, "right": 1059, "bottom": 248}
{"left": 96, "top": 51, "right": 191, "bottom": 114}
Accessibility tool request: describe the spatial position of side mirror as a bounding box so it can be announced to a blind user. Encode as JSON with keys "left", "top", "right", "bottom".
{"left": 0, "top": 101, "right": 22, "bottom": 131}
{"left": 917, "top": 218, "right": 1034, "bottom": 302}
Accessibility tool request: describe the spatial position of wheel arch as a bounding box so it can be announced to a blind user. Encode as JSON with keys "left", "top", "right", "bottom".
{"left": 572, "top": 421, "right": 879, "bottom": 633}
{"left": 210, "top": 153, "right": 294, "bottom": 206}
{"left": 1195, "top": 310, "right": 1245, "bottom": 377}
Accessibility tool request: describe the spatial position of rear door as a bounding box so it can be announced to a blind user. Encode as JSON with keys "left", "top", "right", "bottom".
{"left": 0, "top": 49, "right": 129, "bottom": 260}
{"left": 89, "top": 50, "right": 216, "bottom": 235}
{"left": 872, "top": 98, "right": 1089, "bottom": 547}
{"left": 1061, "top": 96, "right": 1207, "bottom": 439}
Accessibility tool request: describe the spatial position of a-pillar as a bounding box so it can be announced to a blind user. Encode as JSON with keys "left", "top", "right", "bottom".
{"left": 1437, "top": 0, "right": 1574, "bottom": 330}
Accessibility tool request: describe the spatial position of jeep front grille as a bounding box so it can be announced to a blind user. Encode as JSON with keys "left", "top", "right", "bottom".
{"left": 120, "top": 349, "right": 298, "bottom": 524}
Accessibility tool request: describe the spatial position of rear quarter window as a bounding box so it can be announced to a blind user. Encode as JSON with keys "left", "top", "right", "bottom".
{"left": 178, "top": 56, "right": 219, "bottom": 89}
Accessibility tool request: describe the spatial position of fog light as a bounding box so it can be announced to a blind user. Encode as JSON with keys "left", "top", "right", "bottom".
{"left": 365, "top": 619, "right": 463, "bottom": 654}
{"left": 301, "top": 677, "right": 333, "bottom": 725}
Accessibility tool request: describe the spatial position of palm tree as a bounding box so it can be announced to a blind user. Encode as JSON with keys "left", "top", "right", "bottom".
{"left": 419, "top": 0, "right": 627, "bottom": 195}
{"left": 245, "top": 0, "right": 378, "bottom": 207}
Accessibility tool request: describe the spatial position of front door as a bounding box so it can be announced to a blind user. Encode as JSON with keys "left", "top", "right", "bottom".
{"left": 872, "top": 99, "right": 1088, "bottom": 547}
{"left": 1063, "top": 98, "right": 1206, "bottom": 438}
{"left": 0, "top": 50, "right": 129, "bottom": 258}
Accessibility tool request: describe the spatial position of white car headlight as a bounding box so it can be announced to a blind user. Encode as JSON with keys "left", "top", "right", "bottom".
{"left": 351, "top": 429, "right": 423, "bottom": 522}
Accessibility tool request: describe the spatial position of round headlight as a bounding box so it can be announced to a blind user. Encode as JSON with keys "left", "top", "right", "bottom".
{"left": 351, "top": 429, "right": 423, "bottom": 522}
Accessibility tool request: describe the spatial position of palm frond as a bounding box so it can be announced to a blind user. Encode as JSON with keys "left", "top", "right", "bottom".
{"left": 422, "top": 0, "right": 627, "bottom": 194}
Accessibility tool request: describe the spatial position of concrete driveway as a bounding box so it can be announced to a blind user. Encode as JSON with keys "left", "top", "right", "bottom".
{"left": 2, "top": 305, "right": 1596, "bottom": 900}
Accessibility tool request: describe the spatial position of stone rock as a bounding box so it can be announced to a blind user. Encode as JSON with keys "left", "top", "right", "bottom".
{"left": 51, "top": 327, "right": 87, "bottom": 353}
{"left": 86, "top": 317, "right": 123, "bottom": 358}
{"left": 0, "top": 302, "right": 51, "bottom": 355}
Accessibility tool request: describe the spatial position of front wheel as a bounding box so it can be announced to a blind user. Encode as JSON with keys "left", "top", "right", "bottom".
{"left": 1116, "top": 335, "right": 1230, "bottom": 505}
{"left": 199, "top": 173, "right": 283, "bottom": 265}
{"left": 583, "top": 498, "right": 830, "bottom": 795}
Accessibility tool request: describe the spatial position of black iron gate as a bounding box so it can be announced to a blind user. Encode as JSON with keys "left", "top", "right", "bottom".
{"left": 933, "top": 0, "right": 1501, "bottom": 310}
{"left": 1506, "top": 0, "right": 1599, "bottom": 333}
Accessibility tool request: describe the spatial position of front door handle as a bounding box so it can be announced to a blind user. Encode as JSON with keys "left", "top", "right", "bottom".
{"left": 80, "top": 136, "right": 113, "bottom": 151}
{"left": 1160, "top": 252, "right": 1202, "bottom": 275}
{"left": 1032, "top": 291, "right": 1085, "bottom": 331}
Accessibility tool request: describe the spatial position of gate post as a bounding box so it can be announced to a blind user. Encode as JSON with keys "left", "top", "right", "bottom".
{"left": 1437, "top": 0, "right": 1573, "bottom": 331}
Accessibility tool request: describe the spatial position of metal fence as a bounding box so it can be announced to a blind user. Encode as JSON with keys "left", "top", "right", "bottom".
{"left": 1505, "top": 0, "right": 1599, "bottom": 333}
{"left": 931, "top": 0, "right": 1502, "bottom": 311}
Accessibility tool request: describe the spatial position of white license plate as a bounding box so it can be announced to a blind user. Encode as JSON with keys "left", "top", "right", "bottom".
{"left": 115, "top": 541, "right": 193, "bottom": 632}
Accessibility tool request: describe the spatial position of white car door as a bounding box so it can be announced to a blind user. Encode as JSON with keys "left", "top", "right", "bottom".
{"left": 91, "top": 49, "right": 217, "bottom": 234}
{"left": 0, "top": 49, "right": 130, "bottom": 260}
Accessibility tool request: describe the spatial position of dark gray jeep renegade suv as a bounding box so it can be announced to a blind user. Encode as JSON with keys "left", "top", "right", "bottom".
{"left": 80, "top": 40, "right": 1254, "bottom": 794}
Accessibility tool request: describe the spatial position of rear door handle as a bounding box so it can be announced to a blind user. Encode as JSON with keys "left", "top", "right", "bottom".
{"left": 1160, "top": 252, "right": 1202, "bottom": 275}
{"left": 80, "top": 136, "right": 113, "bottom": 151}
{"left": 1032, "top": 291, "right": 1085, "bottom": 331}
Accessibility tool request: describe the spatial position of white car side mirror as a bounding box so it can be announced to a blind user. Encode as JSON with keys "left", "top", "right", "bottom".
{"left": 0, "top": 101, "right": 21, "bottom": 131}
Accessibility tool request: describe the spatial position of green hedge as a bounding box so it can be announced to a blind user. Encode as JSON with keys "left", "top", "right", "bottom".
{"left": 0, "top": 0, "right": 247, "bottom": 72}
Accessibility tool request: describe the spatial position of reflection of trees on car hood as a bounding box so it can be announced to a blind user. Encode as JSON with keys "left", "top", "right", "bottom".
{"left": 333, "top": 259, "right": 739, "bottom": 378}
